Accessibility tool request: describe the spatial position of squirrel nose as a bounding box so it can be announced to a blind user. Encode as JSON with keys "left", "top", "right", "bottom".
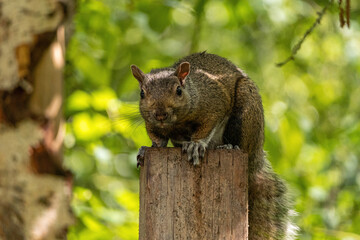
{"left": 154, "top": 111, "right": 168, "bottom": 121}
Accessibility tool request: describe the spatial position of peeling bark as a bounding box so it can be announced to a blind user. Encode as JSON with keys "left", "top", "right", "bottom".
{"left": 0, "top": 0, "right": 75, "bottom": 239}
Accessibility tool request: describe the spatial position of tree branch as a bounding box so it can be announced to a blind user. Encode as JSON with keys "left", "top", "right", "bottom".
{"left": 276, "top": 3, "right": 330, "bottom": 67}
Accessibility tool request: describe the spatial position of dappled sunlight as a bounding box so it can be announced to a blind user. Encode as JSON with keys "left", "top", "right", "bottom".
{"left": 196, "top": 68, "right": 223, "bottom": 80}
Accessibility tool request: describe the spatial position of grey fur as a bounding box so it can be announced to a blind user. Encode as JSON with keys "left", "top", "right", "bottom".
{"left": 132, "top": 52, "right": 298, "bottom": 239}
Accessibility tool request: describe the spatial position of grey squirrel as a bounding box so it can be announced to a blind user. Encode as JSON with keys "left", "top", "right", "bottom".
{"left": 131, "top": 52, "right": 297, "bottom": 240}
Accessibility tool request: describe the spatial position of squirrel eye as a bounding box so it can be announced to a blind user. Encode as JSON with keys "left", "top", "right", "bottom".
{"left": 176, "top": 86, "right": 182, "bottom": 96}
{"left": 140, "top": 89, "right": 145, "bottom": 99}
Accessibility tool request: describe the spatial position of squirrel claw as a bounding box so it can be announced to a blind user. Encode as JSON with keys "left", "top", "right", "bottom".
{"left": 136, "top": 146, "right": 148, "bottom": 168}
{"left": 182, "top": 141, "right": 207, "bottom": 165}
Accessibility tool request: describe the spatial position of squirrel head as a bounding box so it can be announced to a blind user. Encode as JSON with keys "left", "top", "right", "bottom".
{"left": 130, "top": 62, "right": 191, "bottom": 128}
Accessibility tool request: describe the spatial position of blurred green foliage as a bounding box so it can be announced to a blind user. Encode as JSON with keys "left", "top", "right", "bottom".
{"left": 65, "top": 0, "right": 360, "bottom": 239}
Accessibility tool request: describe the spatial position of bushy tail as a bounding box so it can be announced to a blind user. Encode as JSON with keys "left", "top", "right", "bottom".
{"left": 285, "top": 210, "right": 299, "bottom": 240}
{"left": 248, "top": 153, "right": 298, "bottom": 240}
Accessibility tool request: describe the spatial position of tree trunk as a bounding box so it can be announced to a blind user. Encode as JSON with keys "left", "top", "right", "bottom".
{"left": 139, "top": 148, "right": 248, "bottom": 240}
{"left": 0, "top": 0, "right": 75, "bottom": 239}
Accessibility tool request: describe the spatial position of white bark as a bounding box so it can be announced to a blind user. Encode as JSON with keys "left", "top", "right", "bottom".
{"left": 0, "top": 0, "right": 74, "bottom": 239}
{"left": 0, "top": 0, "right": 63, "bottom": 90}
{"left": 0, "top": 121, "right": 73, "bottom": 239}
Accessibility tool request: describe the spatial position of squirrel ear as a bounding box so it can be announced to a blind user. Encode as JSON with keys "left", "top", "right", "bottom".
{"left": 131, "top": 64, "right": 146, "bottom": 85}
{"left": 175, "top": 62, "right": 190, "bottom": 85}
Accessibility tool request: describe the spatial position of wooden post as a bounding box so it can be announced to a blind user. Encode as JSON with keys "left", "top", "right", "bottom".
{"left": 139, "top": 148, "right": 248, "bottom": 240}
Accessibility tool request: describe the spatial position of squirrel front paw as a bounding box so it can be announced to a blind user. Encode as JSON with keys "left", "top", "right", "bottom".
{"left": 182, "top": 141, "right": 207, "bottom": 165}
{"left": 136, "top": 146, "right": 148, "bottom": 168}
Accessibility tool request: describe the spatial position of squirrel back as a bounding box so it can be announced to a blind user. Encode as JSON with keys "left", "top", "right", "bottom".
{"left": 174, "top": 52, "right": 265, "bottom": 162}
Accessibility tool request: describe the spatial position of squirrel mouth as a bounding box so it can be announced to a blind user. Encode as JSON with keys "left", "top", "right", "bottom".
{"left": 158, "top": 122, "right": 167, "bottom": 128}
{"left": 156, "top": 121, "right": 172, "bottom": 128}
